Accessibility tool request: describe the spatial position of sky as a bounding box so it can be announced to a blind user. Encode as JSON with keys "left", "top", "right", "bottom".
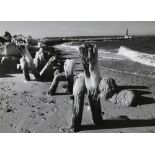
{"left": 0, "top": 21, "right": 155, "bottom": 38}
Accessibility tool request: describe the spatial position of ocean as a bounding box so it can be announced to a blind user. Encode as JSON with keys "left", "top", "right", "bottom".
{"left": 55, "top": 36, "right": 155, "bottom": 78}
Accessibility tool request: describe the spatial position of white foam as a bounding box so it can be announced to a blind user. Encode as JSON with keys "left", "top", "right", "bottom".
{"left": 118, "top": 46, "right": 155, "bottom": 67}
{"left": 55, "top": 43, "right": 155, "bottom": 68}
{"left": 98, "top": 49, "right": 125, "bottom": 60}
{"left": 98, "top": 49, "right": 112, "bottom": 54}
{"left": 54, "top": 43, "right": 79, "bottom": 51}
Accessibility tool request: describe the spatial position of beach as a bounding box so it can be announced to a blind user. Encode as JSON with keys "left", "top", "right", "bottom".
{"left": 0, "top": 40, "right": 155, "bottom": 133}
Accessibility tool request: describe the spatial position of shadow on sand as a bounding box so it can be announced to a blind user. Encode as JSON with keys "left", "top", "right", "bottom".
{"left": 0, "top": 64, "right": 21, "bottom": 78}
{"left": 54, "top": 92, "right": 69, "bottom": 95}
{"left": 0, "top": 74, "right": 15, "bottom": 78}
{"left": 117, "top": 85, "right": 155, "bottom": 106}
{"left": 132, "top": 90, "right": 155, "bottom": 106}
{"left": 117, "top": 85, "right": 149, "bottom": 91}
{"left": 80, "top": 119, "right": 155, "bottom": 132}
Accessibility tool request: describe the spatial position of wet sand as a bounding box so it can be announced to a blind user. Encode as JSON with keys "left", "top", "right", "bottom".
{"left": 0, "top": 47, "right": 155, "bottom": 133}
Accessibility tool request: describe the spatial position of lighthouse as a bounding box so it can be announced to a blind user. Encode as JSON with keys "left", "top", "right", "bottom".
{"left": 124, "top": 28, "right": 133, "bottom": 39}
{"left": 124, "top": 29, "right": 129, "bottom": 39}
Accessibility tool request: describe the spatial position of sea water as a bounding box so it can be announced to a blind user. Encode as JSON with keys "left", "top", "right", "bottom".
{"left": 55, "top": 36, "right": 155, "bottom": 78}
{"left": 96, "top": 36, "right": 155, "bottom": 78}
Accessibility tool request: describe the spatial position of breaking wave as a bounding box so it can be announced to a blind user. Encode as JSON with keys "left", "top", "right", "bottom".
{"left": 98, "top": 49, "right": 126, "bottom": 60}
{"left": 55, "top": 43, "right": 155, "bottom": 68}
{"left": 118, "top": 46, "right": 155, "bottom": 67}
{"left": 54, "top": 43, "right": 79, "bottom": 51}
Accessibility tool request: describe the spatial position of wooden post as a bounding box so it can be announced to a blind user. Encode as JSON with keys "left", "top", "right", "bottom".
{"left": 66, "top": 75, "right": 74, "bottom": 94}
{"left": 20, "top": 57, "right": 30, "bottom": 81}
{"left": 40, "top": 57, "right": 55, "bottom": 81}
{"left": 71, "top": 73, "right": 86, "bottom": 132}
{"left": 48, "top": 70, "right": 61, "bottom": 95}
{"left": 71, "top": 91, "right": 85, "bottom": 132}
{"left": 88, "top": 89, "right": 102, "bottom": 125}
{"left": 31, "top": 66, "right": 42, "bottom": 81}
{"left": 18, "top": 45, "right": 41, "bottom": 81}
{"left": 79, "top": 43, "right": 103, "bottom": 126}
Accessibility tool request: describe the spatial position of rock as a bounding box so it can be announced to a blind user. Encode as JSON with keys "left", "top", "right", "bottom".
{"left": 13, "top": 92, "right": 17, "bottom": 95}
{"left": 110, "top": 90, "right": 135, "bottom": 106}
{"left": 109, "top": 94, "right": 117, "bottom": 104}
{"left": 49, "top": 99, "right": 56, "bottom": 104}
{"left": 99, "top": 77, "right": 117, "bottom": 100}
{"left": 5, "top": 106, "right": 13, "bottom": 112}
{"left": 25, "top": 129, "right": 31, "bottom": 133}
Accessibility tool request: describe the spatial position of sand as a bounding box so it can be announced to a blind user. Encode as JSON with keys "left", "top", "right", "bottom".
{"left": 0, "top": 47, "right": 155, "bottom": 133}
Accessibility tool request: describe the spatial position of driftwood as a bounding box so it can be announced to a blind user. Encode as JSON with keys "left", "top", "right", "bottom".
{"left": 18, "top": 45, "right": 41, "bottom": 81}
{"left": 20, "top": 57, "right": 30, "bottom": 81}
{"left": 40, "top": 56, "right": 55, "bottom": 81}
{"left": 48, "top": 70, "right": 61, "bottom": 95}
{"left": 79, "top": 43, "right": 103, "bottom": 125}
{"left": 31, "top": 65, "right": 42, "bottom": 80}
{"left": 71, "top": 73, "right": 86, "bottom": 132}
{"left": 66, "top": 75, "right": 74, "bottom": 94}
{"left": 4, "top": 42, "right": 20, "bottom": 56}
{"left": 64, "top": 59, "right": 75, "bottom": 93}
{"left": 70, "top": 43, "right": 103, "bottom": 130}
{"left": 88, "top": 89, "right": 102, "bottom": 125}
{"left": 33, "top": 48, "right": 46, "bottom": 72}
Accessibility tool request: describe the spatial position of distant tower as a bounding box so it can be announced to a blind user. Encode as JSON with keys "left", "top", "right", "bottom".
{"left": 124, "top": 28, "right": 129, "bottom": 38}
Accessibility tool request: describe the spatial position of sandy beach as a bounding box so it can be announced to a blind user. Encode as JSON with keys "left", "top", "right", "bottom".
{"left": 0, "top": 43, "right": 155, "bottom": 133}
